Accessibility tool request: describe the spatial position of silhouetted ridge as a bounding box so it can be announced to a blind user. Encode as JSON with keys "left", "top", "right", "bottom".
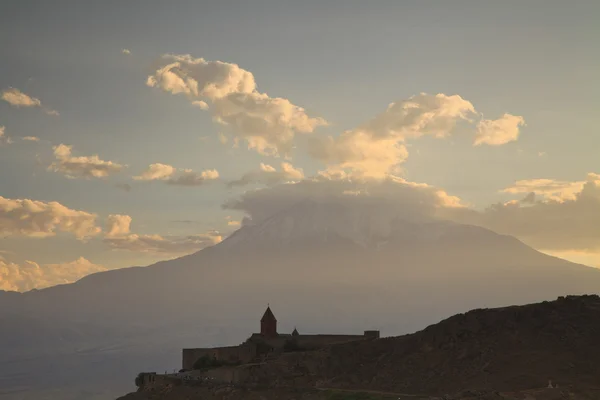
{"left": 303, "top": 295, "right": 600, "bottom": 394}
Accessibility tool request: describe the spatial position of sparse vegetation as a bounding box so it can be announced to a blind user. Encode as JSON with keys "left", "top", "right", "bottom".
{"left": 192, "top": 355, "right": 225, "bottom": 370}
{"left": 134, "top": 373, "right": 144, "bottom": 387}
{"left": 283, "top": 338, "right": 306, "bottom": 352}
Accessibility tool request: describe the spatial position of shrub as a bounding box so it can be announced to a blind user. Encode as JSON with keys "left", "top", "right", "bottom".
{"left": 192, "top": 354, "right": 225, "bottom": 370}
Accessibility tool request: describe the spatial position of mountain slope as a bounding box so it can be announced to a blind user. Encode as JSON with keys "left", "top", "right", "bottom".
{"left": 1, "top": 200, "right": 600, "bottom": 398}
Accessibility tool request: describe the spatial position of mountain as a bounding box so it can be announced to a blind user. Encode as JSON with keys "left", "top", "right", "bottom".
{"left": 2, "top": 199, "right": 600, "bottom": 399}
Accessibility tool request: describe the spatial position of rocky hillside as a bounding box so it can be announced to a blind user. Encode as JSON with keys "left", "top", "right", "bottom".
{"left": 120, "top": 295, "right": 600, "bottom": 400}
{"left": 284, "top": 294, "right": 600, "bottom": 395}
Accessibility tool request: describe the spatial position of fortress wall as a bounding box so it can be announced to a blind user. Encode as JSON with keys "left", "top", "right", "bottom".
{"left": 295, "top": 334, "right": 367, "bottom": 349}
{"left": 216, "top": 343, "right": 257, "bottom": 363}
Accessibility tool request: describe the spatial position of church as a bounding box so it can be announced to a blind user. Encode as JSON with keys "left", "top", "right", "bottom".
{"left": 182, "top": 306, "right": 380, "bottom": 370}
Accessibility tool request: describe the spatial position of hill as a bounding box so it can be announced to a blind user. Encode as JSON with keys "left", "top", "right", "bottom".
{"left": 120, "top": 295, "right": 600, "bottom": 400}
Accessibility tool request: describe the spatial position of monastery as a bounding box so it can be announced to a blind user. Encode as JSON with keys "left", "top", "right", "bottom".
{"left": 182, "top": 306, "right": 380, "bottom": 370}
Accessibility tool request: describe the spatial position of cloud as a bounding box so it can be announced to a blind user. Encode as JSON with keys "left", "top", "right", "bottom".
{"left": 1, "top": 87, "right": 59, "bottom": 116}
{"left": 147, "top": 54, "right": 327, "bottom": 156}
{"left": 0, "top": 196, "right": 101, "bottom": 239}
{"left": 133, "top": 163, "right": 175, "bottom": 181}
{"left": 501, "top": 177, "right": 586, "bottom": 202}
{"left": 457, "top": 173, "right": 600, "bottom": 252}
{"left": 0, "top": 126, "right": 12, "bottom": 145}
{"left": 192, "top": 100, "right": 209, "bottom": 110}
{"left": 0, "top": 256, "right": 106, "bottom": 292}
{"left": 105, "top": 214, "right": 132, "bottom": 238}
{"left": 474, "top": 113, "right": 525, "bottom": 146}
{"left": 309, "top": 93, "right": 525, "bottom": 178}
{"left": 21, "top": 136, "right": 40, "bottom": 142}
{"left": 229, "top": 162, "right": 304, "bottom": 187}
{"left": 103, "top": 214, "right": 221, "bottom": 254}
{"left": 224, "top": 175, "right": 465, "bottom": 227}
{"left": 133, "top": 163, "right": 219, "bottom": 186}
{"left": 223, "top": 170, "right": 600, "bottom": 257}
{"left": 309, "top": 93, "right": 478, "bottom": 178}
{"left": 48, "top": 144, "right": 126, "bottom": 179}
{"left": 227, "top": 220, "right": 241, "bottom": 226}
{"left": 1, "top": 87, "right": 42, "bottom": 107}
{"left": 122, "top": 48, "right": 131, "bottom": 55}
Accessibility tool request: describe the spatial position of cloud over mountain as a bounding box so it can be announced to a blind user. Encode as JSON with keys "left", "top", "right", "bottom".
{"left": 147, "top": 54, "right": 327, "bottom": 156}
{"left": 224, "top": 171, "right": 600, "bottom": 258}
{"left": 103, "top": 214, "right": 222, "bottom": 254}
{"left": 462, "top": 173, "right": 600, "bottom": 252}
{"left": 224, "top": 175, "right": 465, "bottom": 227}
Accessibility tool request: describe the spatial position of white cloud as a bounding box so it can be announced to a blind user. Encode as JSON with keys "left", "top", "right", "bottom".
{"left": 105, "top": 214, "right": 132, "bottom": 238}
{"left": 309, "top": 93, "right": 478, "bottom": 178}
{"left": 309, "top": 132, "right": 407, "bottom": 179}
{"left": 0, "top": 256, "right": 106, "bottom": 292}
{"left": 474, "top": 113, "right": 525, "bottom": 146}
{"left": 1, "top": 87, "right": 42, "bottom": 107}
{"left": 147, "top": 54, "right": 327, "bottom": 156}
{"left": 223, "top": 171, "right": 600, "bottom": 257}
{"left": 133, "top": 163, "right": 219, "bottom": 186}
{"left": 103, "top": 214, "right": 221, "bottom": 254}
{"left": 501, "top": 177, "right": 587, "bottom": 202}
{"left": 133, "top": 163, "right": 176, "bottom": 181}
{"left": 192, "top": 100, "right": 209, "bottom": 110}
{"left": 122, "top": 48, "right": 131, "bottom": 55}
{"left": 229, "top": 162, "right": 304, "bottom": 187}
{"left": 309, "top": 93, "right": 525, "bottom": 178}
{"left": 0, "top": 196, "right": 101, "bottom": 239}
{"left": 104, "top": 233, "right": 222, "bottom": 254}
{"left": 0, "top": 126, "right": 12, "bottom": 145}
{"left": 457, "top": 173, "right": 600, "bottom": 252}
{"left": 21, "top": 136, "right": 40, "bottom": 142}
{"left": 224, "top": 175, "right": 465, "bottom": 227}
{"left": 1, "top": 87, "right": 59, "bottom": 116}
{"left": 48, "top": 144, "right": 126, "bottom": 179}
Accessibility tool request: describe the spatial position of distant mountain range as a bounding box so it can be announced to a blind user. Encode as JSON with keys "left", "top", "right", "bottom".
{"left": 1, "top": 199, "right": 599, "bottom": 399}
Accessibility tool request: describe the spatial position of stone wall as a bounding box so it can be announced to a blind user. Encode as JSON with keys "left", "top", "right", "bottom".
{"left": 294, "top": 334, "right": 368, "bottom": 349}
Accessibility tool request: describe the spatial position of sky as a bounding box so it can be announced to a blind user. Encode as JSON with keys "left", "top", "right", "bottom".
{"left": 1, "top": 0, "right": 599, "bottom": 291}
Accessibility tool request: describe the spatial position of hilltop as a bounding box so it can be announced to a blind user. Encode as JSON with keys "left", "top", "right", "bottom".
{"left": 121, "top": 295, "right": 600, "bottom": 400}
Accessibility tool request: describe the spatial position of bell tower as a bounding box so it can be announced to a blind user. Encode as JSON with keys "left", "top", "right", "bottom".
{"left": 260, "top": 305, "right": 277, "bottom": 337}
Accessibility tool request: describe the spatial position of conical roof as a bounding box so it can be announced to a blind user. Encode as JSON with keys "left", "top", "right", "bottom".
{"left": 292, "top": 327, "right": 299, "bottom": 336}
{"left": 261, "top": 306, "right": 277, "bottom": 322}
